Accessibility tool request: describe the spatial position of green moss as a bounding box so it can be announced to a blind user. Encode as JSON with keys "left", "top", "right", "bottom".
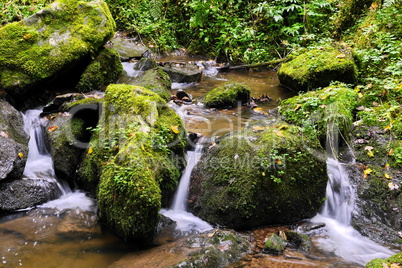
{"left": 76, "top": 48, "right": 123, "bottom": 92}
{"left": 190, "top": 123, "right": 327, "bottom": 229}
{"left": 365, "top": 252, "right": 402, "bottom": 268}
{"left": 279, "top": 84, "right": 358, "bottom": 142}
{"left": 264, "top": 234, "right": 286, "bottom": 255}
{"left": 78, "top": 84, "right": 186, "bottom": 242}
{"left": 204, "top": 82, "right": 251, "bottom": 108}
{"left": 277, "top": 45, "right": 358, "bottom": 91}
{"left": 0, "top": 0, "right": 115, "bottom": 94}
{"left": 133, "top": 67, "right": 172, "bottom": 101}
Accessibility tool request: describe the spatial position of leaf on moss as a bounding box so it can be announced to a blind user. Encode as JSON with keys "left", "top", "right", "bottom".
{"left": 48, "top": 126, "right": 58, "bottom": 132}
{"left": 0, "top": 131, "right": 8, "bottom": 138}
{"left": 388, "top": 182, "right": 399, "bottom": 191}
{"left": 171, "top": 125, "right": 180, "bottom": 134}
{"left": 18, "top": 152, "right": 24, "bottom": 159}
{"left": 384, "top": 125, "right": 391, "bottom": 132}
{"left": 275, "top": 130, "right": 284, "bottom": 137}
{"left": 384, "top": 173, "right": 392, "bottom": 179}
{"left": 363, "top": 168, "right": 372, "bottom": 178}
{"left": 293, "top": 104, "right": 302, "bottom": 111}
{"left": 388, "top": 148, "right": 394, "bottom": 155}
{"left": 87, "top": 147, "right": 93, "bottom": 155}
{"left": 253, "top": 125, "right": 266, "bottom": 132}
{"left": 367, "top": 150, "right": 374, "bottom": 157}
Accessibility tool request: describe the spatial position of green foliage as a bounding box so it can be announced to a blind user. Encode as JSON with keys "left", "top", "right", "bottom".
{"left": 0, "top": 0, "right": 53, "bottom": 25}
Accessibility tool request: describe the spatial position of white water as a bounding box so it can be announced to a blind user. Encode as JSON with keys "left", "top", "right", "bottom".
{"left": 22, "top": 109, "right": 68, "bottom": 196}
{"left": 311, "top": 158, "right": 395, "bottom": 266}
{"left": 23, "top": 109, "right": 96, "bottom": 212}
{"left": 161, "top": 141, "right": 212, "bottom": 234}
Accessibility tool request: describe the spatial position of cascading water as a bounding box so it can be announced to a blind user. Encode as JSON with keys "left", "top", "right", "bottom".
{"left": 161, "top": 140, "right": 212, "bottom": 234}
{"left": 310, "top": 123, "right": 395, "bottom": 266}
{"left": 22, "top": 109, "right": 69, "bottom": 196}
{"left": 23, "top": 109, "right": 96, "bottom": 212}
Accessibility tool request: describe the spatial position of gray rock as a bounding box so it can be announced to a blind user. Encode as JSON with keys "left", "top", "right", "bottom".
{"left": 0, "top": 100, "right": 28, "bottom": 181}
{"left": 111, "top": 37, "right": 148, "bottom": 61}
{"left": 160, "top": 63, "right": 202, "bottom": 83}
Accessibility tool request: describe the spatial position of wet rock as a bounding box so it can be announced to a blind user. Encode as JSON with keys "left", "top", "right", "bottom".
{"left": 172, "top": 229, "right": 252, "bottom": 268}
{"left": 189, "top": 123, "right": 327, "bottom": 229}
{"left": 264, "top": 234, "right": 286, "bottom": 255}
{"left": 176, "top": 89, "right": 192, "bottom": 101}
{"left": 285, "top": 231, "right": 311, "bottom": 251}
{"left": 0, "top": 99, "right": 28, "bottom": 181}
{"left": 204, "top": 82, "right": 251, "bottom": 109}
{"left": 0, "top": 179, "right": 59, "bottom": 211}
{"left": 0, "top": 0, "right": 116, "bottom": 100}
{"left": 57, "top": 211, "right": 101, "bottom": 237}
{"left": 278, "top": 44, "right": 357, "bottom": 91}
{"left": 76, "top": 48, "right": 123, "bottom": 92}
{"left": 160, "top": 62, "right": 202, "bottom": 83}
{"left": 111, "top": 37, "right": 148, "bottom": 61}
{"left": 134, "top": 58, "right": 158, "bottom": 71}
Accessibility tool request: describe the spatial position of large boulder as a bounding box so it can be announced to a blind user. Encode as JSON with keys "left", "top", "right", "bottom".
{"left": 189, "top": 123, "right": 327, "bottom": 229}
{"left": 204, "top": 82, "right": 251, "bottom": 109}
{"left": 0, "top": 0, "right": 115, "bottom": 99}
{"left": 111, "top": 36, "right": 148, "bottom": 61}
{"left": 78, "top": 84, "right": 186, "bottom": 243}
{"left": 278, "top": 45, "right": 357, "bottom": 91}
{"left": 76, "top": 48, "right": 123, "bottom": 92}
{"left": 0, "top": 99, "right": 28, "bottom": 180}
{"left": 160, "top": 62, "right": 202, "bottom": 83}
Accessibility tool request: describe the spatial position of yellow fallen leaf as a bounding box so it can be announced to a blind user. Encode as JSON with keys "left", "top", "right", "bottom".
{"left": 275, "top": 130, "right": 284, "bottom": 137}
{"left": 336, "top": 53, "right": 346, "bottom": 58}
{"left": 23, "top": 33, "right": 31, "bottom": 40}
{"left": 253, "top": 125, "right": 266, "bottom": 132}
{"left": 354, "top": 87, "right": 361, "bottom": 92}
{"left": 262, "top": 171, "right": 266, "bottom": 176}
{"left": 388, "top": 148, "right": 394, "bottom": 155}
{"left": 276, "top": 159, "right": 283, "bottom": 165}
{"left": 48, "top": 126, "right": 58, "bottom": 132}
{"left": 278, "top": 125, "right": 287, "bottom": 130}
{"left": 384, "top": 173, "right": 392, "bottom": 179}
{"left": 87, "top": 147, "right": 93, "bottom": 155}
{"left": 358, "top": 93, "right": 363, "bottom": 98}
{"left": 367, "top": 150, "right": 374, "bottom": 157}
{"left": 0, "top": 131, "right": 8, "bottom": 138}
{"left": 363, "top": 168, "right": 372, "bottom": 178}
{"left": 171, "top": 125, "right": 180, "bottom": 134}
{"left": 141, "top": 143, "right": 146, "bottom": 151}
{"left": 294, "top": 104, "right": 302, "bottom": 111}
{"left": 385, "top": 163, "right": 390, "bottom": 169}
{"left": 18, "top": 152, "right": 24, "bottom": 159}
{"left": 384, "top": 125, "right": 392, "bottom": 132}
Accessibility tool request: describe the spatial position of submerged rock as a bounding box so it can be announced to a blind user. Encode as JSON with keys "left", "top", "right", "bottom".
{"left": 0, "top": 99, "right": 28, "bottom": 181}
{"left": 0, "top": 0, "right": 115, "bottom": 100}
{"left": 204, "top": 82, "right": 251, "bottom": 109}
{"left": 278, "top": 45, "right": 357, "bottom": 91}
{"left": 189, "top": 123, "right": 327, "bottom": 229}
{"left": 264, "top": 234, "right": 286, "bottom": 255}
{"left": 78, "top": 84, "right": 187, "bottom": 243}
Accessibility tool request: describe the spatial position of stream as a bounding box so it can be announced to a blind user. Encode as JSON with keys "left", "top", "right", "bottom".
{"left": 0, "top": 58, "right": 399, "bottom": 268}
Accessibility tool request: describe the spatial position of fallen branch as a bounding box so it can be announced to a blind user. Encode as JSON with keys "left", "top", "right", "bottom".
{"left": 217, "top": 58, "right": 290, "bottom": 72}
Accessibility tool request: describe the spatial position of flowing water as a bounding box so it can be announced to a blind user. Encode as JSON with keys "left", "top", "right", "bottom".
{"left": 0, "top": 59, "right": 399, "bottom": 267}
{"left": 161, "top": 140, "right": 212, "bottom": 235}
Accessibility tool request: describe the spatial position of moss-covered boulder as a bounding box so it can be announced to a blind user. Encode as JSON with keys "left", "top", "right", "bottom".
{"left": 0, "top": 0, "right": 115, "bottom": 98}
{"left": 0, "top": 99, "right": 28, "bottom": 180}
{"left": 365, "top": 252, "right": 402, "bottom": 268}
{"left": 204, "top": 82, "right": 251, "bottom": 109}
{"left": 189, "top": 123, "right": 327, "bottom": 229}
{"left": 78, "top": 84, "right": 186, "bottom": 243}
{"left": 278, "top": 45, "right": 358, "bottom": 91}
{"left": 279, "top": 84, "right": 358, "bottom": 144}
{"left": 76, "top": 48, "right": 123, "bottom": 92}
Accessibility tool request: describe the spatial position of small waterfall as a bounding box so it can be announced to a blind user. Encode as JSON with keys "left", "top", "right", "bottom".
{"left": 171, "top": 142, "right": 204, "bottom": 212}
{"left": 161, "top": 140, "right": 212, "bottom": 234}
{"left": 310, "top": 123, "right": 395, "bottom": 266}
{"left": 22, "top": 109, "right": 70, "bottom": 197}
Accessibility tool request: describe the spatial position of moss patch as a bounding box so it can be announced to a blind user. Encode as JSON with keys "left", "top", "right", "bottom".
{"left": 76, "top": 48, "right": 123, "bottom": 92}
{"left": 78, "top": 84, "right": 186, "bottom": 242}
{"left": 365, "top": 252, "right": 402, "bottom": 268}
{"left": 277, "top": 45, "right": 357, "bottom": 91}
{"left": 279, "top": 84, "right": 358, "bottom": 143}
{"left": 204, "top": 82, "right": 251, "bottom": 108}
{"left": 0, "top": 0, "right": 115, "bottom": 96}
